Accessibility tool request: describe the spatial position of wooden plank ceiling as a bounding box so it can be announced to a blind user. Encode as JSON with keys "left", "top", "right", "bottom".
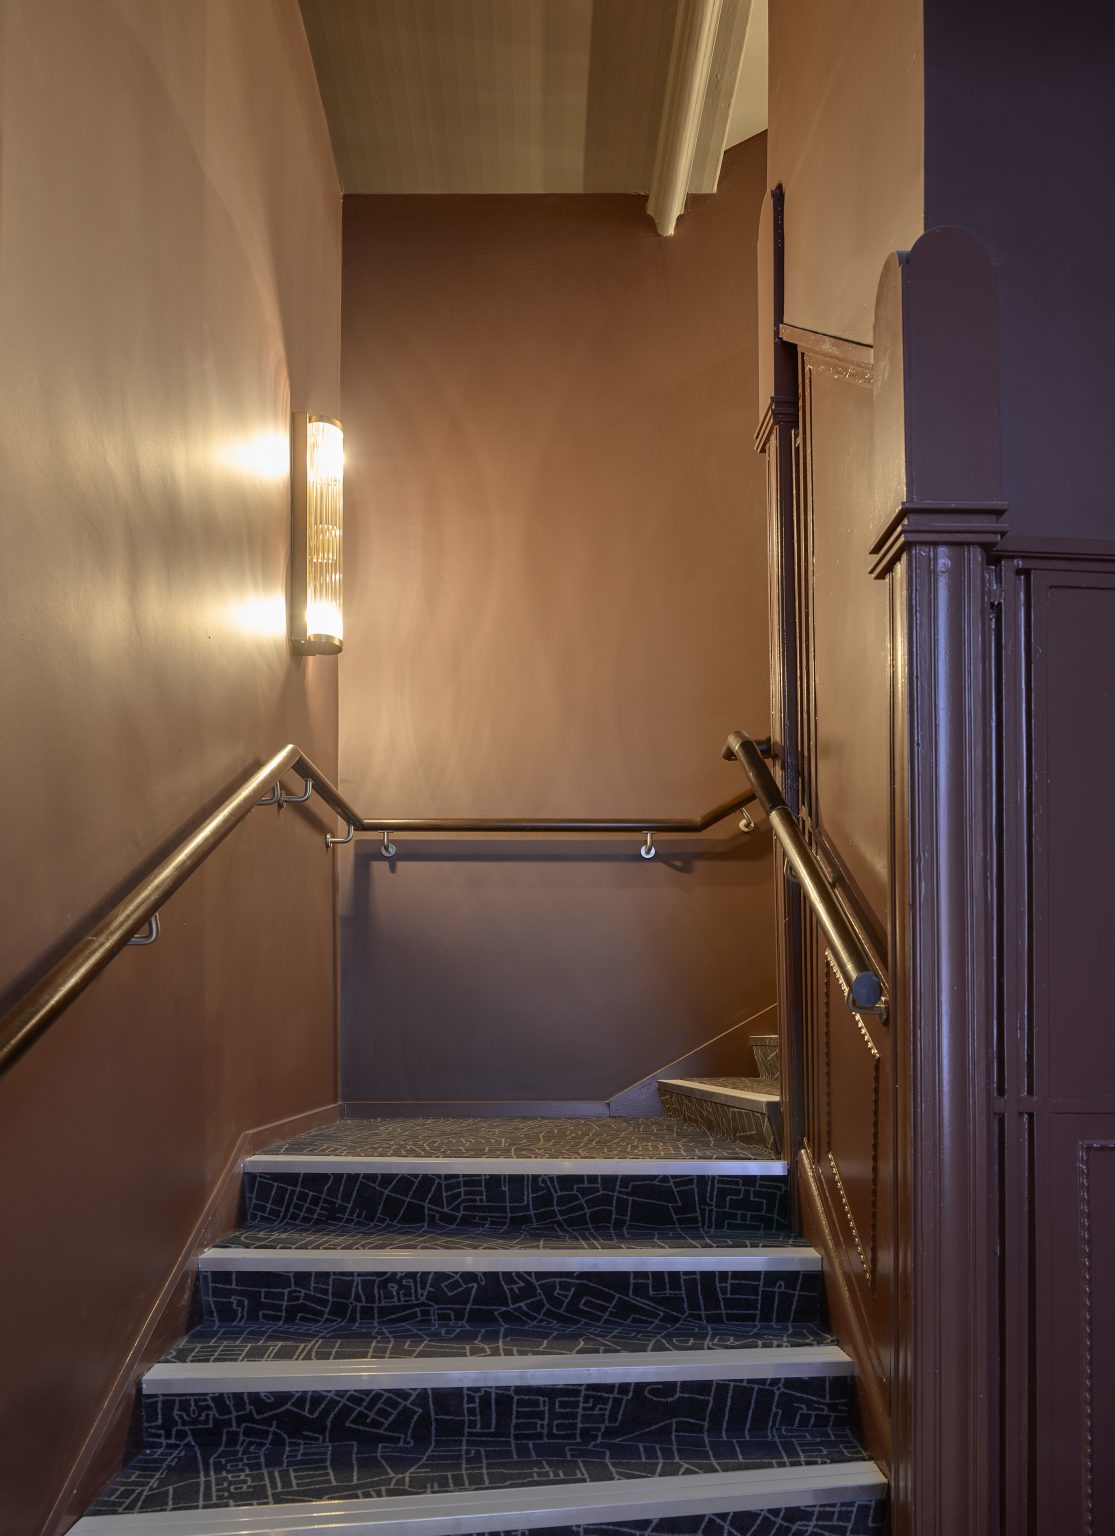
{"left": 299, "top": 0, "right": 766, "bottom": 223}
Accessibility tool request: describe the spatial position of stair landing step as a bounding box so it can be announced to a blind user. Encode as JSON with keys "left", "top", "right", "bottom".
{"left": 164, "top": 1321, "right": 836, "bottom": 1364}
{"left": 246, "top": 1117, "right": 780, "bottom": 1175}
{"left": 143, "top": 1343, "right": 852, "bottom": 1394}
{"left": 75, "top": 1443, "right": 885, "bottom": 1531}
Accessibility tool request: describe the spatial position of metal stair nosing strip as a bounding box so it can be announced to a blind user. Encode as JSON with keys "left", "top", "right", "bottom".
{"left": 141, "top": 1343, "right": 853, "bottom": 1394}
{"left": 69, "top": 1460, "right": 888, "bottom": 1535}
{"left": 242, "top": 1154, "right": 789, "bottom": 1176}
{"left": 198, "top": 1243, "right": 821, "bottom": 1273}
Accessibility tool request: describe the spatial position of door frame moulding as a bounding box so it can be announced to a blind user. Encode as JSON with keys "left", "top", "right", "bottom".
{"left": 778, "top": 322, "right": 872, "bottom": 368}
{"left": 758, "top": 193, "right": 893, "bottom": 1442}
{"left": 754, "top": 185, "right": 805, "bottom": 1214}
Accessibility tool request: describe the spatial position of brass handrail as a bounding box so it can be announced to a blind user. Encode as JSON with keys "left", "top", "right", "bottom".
{"left": 722, "top": 729, "right": 886, "bottom": 1016}
{"left": 0, "top": 748, "right": 758, "bottom": 1079}
{"left": 354, "top": 791, "right": 756, "bottom": 836}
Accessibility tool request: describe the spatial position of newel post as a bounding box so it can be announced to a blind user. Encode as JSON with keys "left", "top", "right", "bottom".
{"left": 868, "top": 229, "right": 1006, "bottom": 1536}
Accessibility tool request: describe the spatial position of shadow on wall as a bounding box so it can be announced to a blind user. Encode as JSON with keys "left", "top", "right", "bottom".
{"left": 340, "top": 825, "right": 775, "bottom": 1106}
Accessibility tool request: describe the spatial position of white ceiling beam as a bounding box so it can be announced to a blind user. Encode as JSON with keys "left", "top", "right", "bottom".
{"left": 690, "top": 0, "right": 754, "bottom": 193}
{"left": 647, "top": 0, "right": 723, "bottom": 235}
{"left": 647, "top": 0, "right": 752, "bottom": 235}
{"left": 724, "top": 0, "right": 768, "bottom": 151}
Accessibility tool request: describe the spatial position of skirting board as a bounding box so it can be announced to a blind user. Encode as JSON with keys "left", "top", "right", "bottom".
{"left": 43, "top": 1099, "right": 343, "bottom": 1536}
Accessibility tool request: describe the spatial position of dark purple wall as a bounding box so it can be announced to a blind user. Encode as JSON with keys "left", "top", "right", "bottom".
{"left": 925, "top": 0, "right": 1115, "bottom": 539}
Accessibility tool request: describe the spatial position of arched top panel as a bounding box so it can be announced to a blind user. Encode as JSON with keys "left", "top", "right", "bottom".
{"left": 873, "top": 226, "right": 1003, "bottom": 522}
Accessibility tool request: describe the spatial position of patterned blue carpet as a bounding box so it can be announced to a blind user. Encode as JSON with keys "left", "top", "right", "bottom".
{"left": 82, "top": 1113, "right": 884, "bottom": 1530}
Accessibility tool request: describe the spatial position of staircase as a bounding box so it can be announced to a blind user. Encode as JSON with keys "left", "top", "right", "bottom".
{"left": 659, "top": 1034, "right": 783, "bottom": 1154}
{"left": 73, "top": 1036, "right": 886, "bottom": 1535}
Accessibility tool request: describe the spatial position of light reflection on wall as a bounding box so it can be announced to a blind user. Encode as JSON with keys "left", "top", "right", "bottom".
{"left": 229, "top": 593, "right": 287, "bottom": 636}
{"left": 221, "top": 430, "right": 290, "bottom": 481}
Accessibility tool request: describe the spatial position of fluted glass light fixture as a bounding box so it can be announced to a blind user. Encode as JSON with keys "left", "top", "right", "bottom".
{"left": 290, "top": 412, "right": 344, "bottom": 654}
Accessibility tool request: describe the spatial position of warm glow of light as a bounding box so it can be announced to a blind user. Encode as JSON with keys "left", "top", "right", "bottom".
{"left": 306, "top": 599, "right": 343, "bottom": 641}
{"left": 224, "top": 430, "right": 290, "bottom": 481}
{"left": 230, "top": 593, "right": 287, "bottom": 636}
{"left": 310, "top": 421, "right": 345, "bottom": 483}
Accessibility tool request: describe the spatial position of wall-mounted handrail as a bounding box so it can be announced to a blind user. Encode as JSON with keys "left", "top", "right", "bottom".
{"left": 0, "top": 745, "right": 311, "bottom": 1078}
{"left": 0, "top": 747, "right": 758, "bottom": 1080}
{"left": 356, "top": 790, "right": 756, "bottom": 836}
{"left": 722, "top": 730, "right": 886, "bottom": 1016}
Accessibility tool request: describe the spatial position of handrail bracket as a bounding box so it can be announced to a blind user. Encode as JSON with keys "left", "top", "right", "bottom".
{"left": 722, "top": 729, "right": 887, "bottom": 1019}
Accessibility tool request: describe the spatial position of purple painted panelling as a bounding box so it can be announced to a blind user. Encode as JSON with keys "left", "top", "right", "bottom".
{"left": 1028, "top": 570, "right": 1115, "bottom": 1534}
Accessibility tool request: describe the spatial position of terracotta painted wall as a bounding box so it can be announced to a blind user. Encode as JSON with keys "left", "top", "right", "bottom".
{"left": 338, "top": 137, "right": 776, "bottom": 1107}
{"left": 767, "top": 0, "right": 923, "bottom": 344}
{"left": 0, "top": 4, "right": 340, "bottom": 1530}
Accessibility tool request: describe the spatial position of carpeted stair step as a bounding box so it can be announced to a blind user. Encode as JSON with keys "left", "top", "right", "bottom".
{"left": 163, "top": 1319, "right": 837, "bottom": 1363}
{"left": 657, "top": 1080, "right": 782, "bottom": 1157}
{"left": 241, "top": 1116, "right": 786, "bottom": 1237}
{"left": 76, "top": 1434, "right": 884, "bottom": 1526}
{"left": 71, "top": 1115, "right": 885, "bottom": 1534}
{"left": 136, "top": 1370, "right": 855, "bottom": 1455}
{"left": 198, "top": 1236, "right": 823, "bottom": 1333}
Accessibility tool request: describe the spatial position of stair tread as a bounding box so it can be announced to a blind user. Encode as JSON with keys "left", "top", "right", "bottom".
{"left": 164, "top": 1322, "right": 837, "bottom": 1364}
{"left": 213, "top": 1226, "right": 809, "bottom": 1252}
{"left": 87, "top": 1431, "right": 876, "bottom": 1516}
{"left": 255, "top": 1117, "right": 776, "bottom": 1163}
{"left": 662, "top": 1077, "right": 779, "bottom": 1097}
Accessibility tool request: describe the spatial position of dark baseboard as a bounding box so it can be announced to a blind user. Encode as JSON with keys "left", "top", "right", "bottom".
{"left": 44, "top": 1099, "right": 342, "bottom": 1536}
{"left": 606, "top": 1003, "right": 778, "bottom": 1115}
{"left": 343, "top": 1099, "right": 609, "bottom": 1118}
{"left": 797, "top": 1145, "right": 892, "bottom": 1475}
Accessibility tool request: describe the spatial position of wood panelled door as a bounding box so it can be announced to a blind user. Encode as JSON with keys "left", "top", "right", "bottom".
{"left": 789, "top": 335, "right": 896, "bottom": 1465}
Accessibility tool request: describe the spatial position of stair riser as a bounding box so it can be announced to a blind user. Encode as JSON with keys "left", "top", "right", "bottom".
{"left": 201, "top": 1269, "right": 823, "bottom": 1332}
{"left": 481, "top": 1510, "right": 886, "bottom": 1536}
{"left": 243, "top": 1173, "right": 789, "bottom": 1235}
{"left": 752, "top": 1041, "right": 780, "bottom": 1082}
{"left": 141, "top": 1377, "right": 855, "bottom": 1455}
{"left": 658, "top": 1093, "right": 780, "bottom": 1158}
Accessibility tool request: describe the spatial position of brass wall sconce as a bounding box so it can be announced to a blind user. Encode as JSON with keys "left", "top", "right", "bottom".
{"left": 290, "top": 412, "right": 343, "bottom": 654}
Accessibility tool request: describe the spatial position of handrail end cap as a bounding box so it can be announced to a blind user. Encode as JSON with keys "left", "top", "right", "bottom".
{"left": 849, "top": 972, "right": 884, "bottom": 1011}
